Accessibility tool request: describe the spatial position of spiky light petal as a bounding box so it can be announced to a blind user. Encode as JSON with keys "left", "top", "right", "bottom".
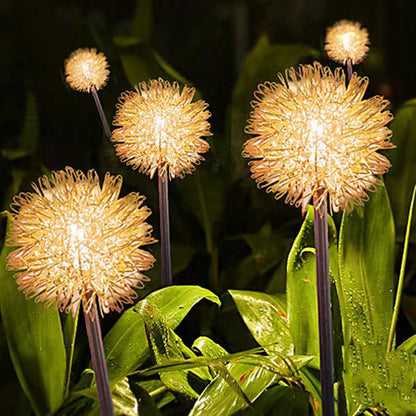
{"left": 65, "top": 48, "right": 110, "bottom": 93}
{"left": 325, "top": 20, "right": 369, "bottom": 65}
{"left": 7, "top": 167, "right": 156, "bottom": 316}
{"left": 112, "top": 78, "right": 212, "bottom": 180}
{"left": 243, "top": 62, "right": 394, "bottom": 213}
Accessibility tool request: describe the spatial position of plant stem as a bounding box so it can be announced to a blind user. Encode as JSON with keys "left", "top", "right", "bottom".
{"left": 91, "top": 87, "right": 112, "bottom": 139}
{"left": 387, "top": 184, "right": 416, "bottom": 352}
{"left": 313, "top": 196, "right": 335, "bottom": 416}
{"left": 346, "top": 59, "right": 353, "bottom": 82}
{"left": 158, "top": 172, "right": 172, "bottom": 286}
{"left": 84, "top": 302, "right": 114, "bottom": 416}
{"left": 64, "top": 307, "right": 80, "bottom": 397}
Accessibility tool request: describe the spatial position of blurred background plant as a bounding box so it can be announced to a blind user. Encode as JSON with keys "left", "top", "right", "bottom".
{"left": 1, "top": 0, "right": 416, "bottom": 415}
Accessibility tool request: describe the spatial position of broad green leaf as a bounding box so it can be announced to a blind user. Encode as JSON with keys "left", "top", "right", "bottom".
{"left": 0, "top": 218, "right": 66, "bottom": 415}
{"left": 229, "top": 289, "right": 293, "bottom": 356}
{"left": 192, "top": 336, "right": 228, "bottom": 358}
{"left": 189, "top": 364, "right": 278, "bottom": 416}
{"left": 131, "top": 0, "right": 152, "bottom": 42}
{"left": 286, "top": 205, "right": 338, "bottom": 368}
{"left": 134, "top": 379, "right": 175, "bottom": 410}
{"left": 338, "top": 183, "right": 395, "bottom": 348}
{"left": 129, "top": 383, "right": 163, "bottom": 416}
{"left": 56, "top": 378, "right": 139, "bottom": 416}
{"left": 231, "top": 36, "right": 319, "bottom": 180}
{"left": 337, "top": 184, "right": 399, "bottom": 413}
{"left": 235, "top": 385, "right": 311, "bottom": 416}
{"left": 103, "top": 285, "right": 220, "bottom": 382}
{"left": 120, "top": 46, "right": 193, "bottom": 88}
{"left": 397, "top": 334, "right": 416, "bottom": 353}
{"left": 385, "top": 98, "right": 416, "bottom": 233}
{"left": 137, "top": 299, "right": 210, "bottom": 398}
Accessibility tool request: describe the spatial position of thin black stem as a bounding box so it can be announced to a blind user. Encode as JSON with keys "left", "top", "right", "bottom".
{"left": 84, "top": 303, "right": 114, "bottom": 416}
{"left": 346, "top": 59, "right": 353, "bottom": 83}
{"left": 91, "top": 87, "right": 112, "bottom": 139}
{"left": 313, "top": 197, "right": 335, "bottom": 416}
{"left": 158, "top": 172, "right": 172, "bottom": 286}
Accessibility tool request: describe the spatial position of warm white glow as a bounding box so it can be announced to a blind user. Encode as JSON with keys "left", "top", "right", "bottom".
{"left": 7, "top": 167, "right": 156, "bottom": 316}
{"left": 243, "top": 62, "right": 394, "bottom": 213}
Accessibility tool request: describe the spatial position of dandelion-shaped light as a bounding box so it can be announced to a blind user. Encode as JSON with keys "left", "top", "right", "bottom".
{"left": 64, "top": 48, "right": 112, "bottom": 137}
{"left": 243, "top": 62, "right": 393, "bottom": 416}
{"left": 7, "top": 167, "right": 156, "bottom": 415}
{"left": 325, "top": 20, "right": 369, "bottom": 80}
{"left": 112, "top": 78, "right": 212, "bottom": 286}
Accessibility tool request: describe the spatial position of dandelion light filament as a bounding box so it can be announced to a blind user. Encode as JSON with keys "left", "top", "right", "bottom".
{"left": 243, "top": 62, "right": 393, "bottom": 213}
{"left": 7, "top": 167, "right": 156, "bottom": 316}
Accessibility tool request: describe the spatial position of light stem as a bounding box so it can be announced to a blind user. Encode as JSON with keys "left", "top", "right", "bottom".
{"left": 346, "top": 59, "right": 353, "bottom": 82}
{"left": 84, "top": 302, "right": 114, "bottom": 416}
{"left": 313, "top": 195, "right": 335, "bottom": 416}
{"left": 387, "top": 185, "right": 416, "bottom": 352}
{"left": 158, "top": 172, "right": 172, "bottom": 286}
{"left": 91, "top": 87, "right": 112, "bottom": 139}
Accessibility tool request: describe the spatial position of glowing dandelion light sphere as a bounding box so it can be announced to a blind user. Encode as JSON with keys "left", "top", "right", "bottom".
{"left": 112, "top": 78, "right": 212, "bottom": 180}
{"left": 325, "top": 20, "right": 370, "bottom": 65}
{"left": 65, "top": 48, "right": 110, "bottom": 93}
{"left": 243, "top": 62, "right": 394, "bottom": 213}
{"left": 7, "top": 167, "right": 156, "bottom": 316}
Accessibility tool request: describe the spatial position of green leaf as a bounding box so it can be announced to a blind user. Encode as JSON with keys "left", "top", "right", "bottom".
{"left": 229, "top": 289, "right": 293, "bottom": 356}
{"left": 189, "top": 364, "right": 278, "bottom": 416}
{"left": 138, "top": 299, "right": 212, "bottom": 397}
{"left": 385, "top": 98, "right": 416, "bottom": 233}
{"left": 338, "top": 183, "right": 395, "bottom": 347}
{"left": 397, "top": 334, "right": 416, "bottom": 353}
{"left": 0, "top": 218, "right": 66, "bottom": 415}
{"left": 131, "top": 0, "right": 152, "bottom": 43}
{"left": 337, "top": 184, "right": 398, "bottom": 413}
{"left": 286, "top": 205, "right": 338, "bottom": 368}
{"left": 231, "top": 37, "right": 319, "bottom": 180}
{"left": 120, "top": 46, "right": 193, "bottom": 88}
{"left": 102, "top": 285, "right": 220, "bottom": 383}
{"left": 235, "top": 385, "right": 311, "bottom": 416}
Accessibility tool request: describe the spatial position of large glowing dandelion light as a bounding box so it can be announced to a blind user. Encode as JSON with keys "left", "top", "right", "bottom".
{"left": 243, "top": 61, "right": 393, "bottom": 215}
{"left": 112, "top": 78, "right": 212, "bottom": 180}
{"left": 325, "top": 20, "right": 369, "bottom": 65}
{"left": 7, "top": 167, "right": 156, "bottom": 317}
{"left": 112, "top": 78, "right": 212, "bottom": 287}
{"left": 65, "top": 48, "right": 109, "bottom": 93}
{"left": 243, "top": 61, "right": 393, "bottom": 416}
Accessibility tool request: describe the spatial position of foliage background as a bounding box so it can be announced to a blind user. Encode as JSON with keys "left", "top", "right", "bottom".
{"left": 1, "top": 0, "right": 416, "bottom": 414}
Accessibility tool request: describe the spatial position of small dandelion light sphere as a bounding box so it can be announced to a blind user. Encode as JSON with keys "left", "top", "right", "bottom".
{"left": 243, "top": 62, "right": 394, "bottom": 214}
{"left": 6, "top": 167, "right": 156, "bottom": 317}
{"left": 65, "top": 48, "right": 110, "bottom": 93}
{"left": 325, "top": 20, "right": 370, "bottom": 65}
{"left": 112, "top": 78, "right": 212, "bottom": 180}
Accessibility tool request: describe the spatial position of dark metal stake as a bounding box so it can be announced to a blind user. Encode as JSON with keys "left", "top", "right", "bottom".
{"left": 91, "top": 87, "right": 112, "bottom": 139}
{"left": 84, "top": 303, "right": 114, "bottom": 416}
{"left": 158, "top": 172, "right": 172, "bottom": 286}
{"left": 314, "top": 196, "right": 335, "bottom": 416}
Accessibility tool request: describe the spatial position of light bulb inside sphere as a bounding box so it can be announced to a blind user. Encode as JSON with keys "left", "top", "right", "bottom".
{"left": 243, "top": 62, "right": 394, "bottom": 214}
{"left": 112, "top": 78, "right": 212, "bottom": 180}
{"left": 7, "top": 167, "right": 156, "bottom": 317}
{"left": 325, "top": 20, "right": 370, "bottom": 65}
